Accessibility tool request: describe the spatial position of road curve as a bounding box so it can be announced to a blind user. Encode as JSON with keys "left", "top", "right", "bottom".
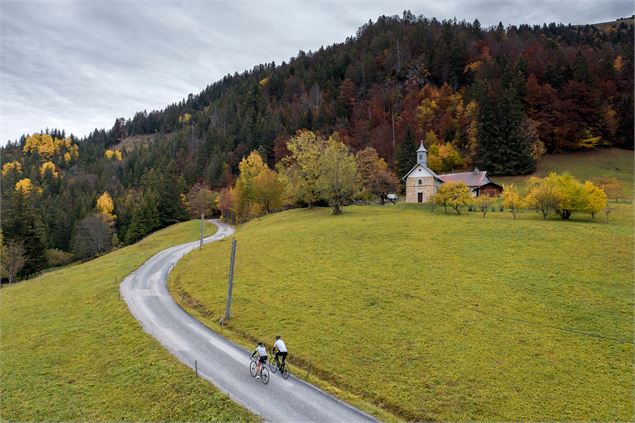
{"left": 120, "top": 220, "right": 376, "bottom": 423}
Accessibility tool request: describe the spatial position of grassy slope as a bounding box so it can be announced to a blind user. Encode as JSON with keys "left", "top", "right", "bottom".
{"left": 0, "top": 221, "right": 256, "bottom": 422}
{"left": 496, "top": 148, "right": 634, "bottom": 195}
{"left": 170, "top": 149, "right": 633, "bottom": 421}
{"left": 172, "top": 206, "right": 633, "bottom": 421}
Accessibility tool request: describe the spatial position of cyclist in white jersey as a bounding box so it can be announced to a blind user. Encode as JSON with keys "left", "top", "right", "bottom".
{"left": 271, "top": 336, "right": 288, "bottom": 368}
{"left": 250, "top": 341, "right": 268, "bottom": 379}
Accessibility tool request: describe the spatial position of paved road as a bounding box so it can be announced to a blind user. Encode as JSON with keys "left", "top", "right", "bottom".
{"left": 121, "top": 220, "right": 376, "bottom": 423}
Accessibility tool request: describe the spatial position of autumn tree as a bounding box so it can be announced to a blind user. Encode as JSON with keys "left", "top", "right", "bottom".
{"left": 316, "top": 136, "right": 358, "bottom": 215}
{"left": 593, "top": 177, "right": 625, "bottom": 202}
{"left": 475, "top": 195, "right": 494, "bottom": 217}
{"left": 502, "top": 184, "right": 523, "bottom": 219}
{"left": 355, "top": 147, "right": 399, "bottom": 204}
{"left": 186, "top": 184, "right": 218, "bottom": 219}
{"left": 433, "top": 182, "right": 472, "bottom": 214}
{"left": 253, "top": 167, "right": 285, "bottom": 213}
{"left": 233, "top": 151, "right": 267, "bottom": 220}
{"left": 217, "top": 187, "right": 235, "bottom": 223}
{"left": 96, "top": 191, "right": 116, "bottom": 223}
{"left": 279, "top": 130, "right": 325, "bottom": 207}
{"left": 525, "top": 175, "right": 562, "bottom": 219}
{"left": 581, "top": 181, "right": 608, "bottom": 219}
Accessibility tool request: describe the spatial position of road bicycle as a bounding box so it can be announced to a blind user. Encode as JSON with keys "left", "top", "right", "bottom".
{"left": 269, "top": 352, "right": 291, "bottom": 380}
{"left": 249, "top": 356, "right": 270, "bottom": 384}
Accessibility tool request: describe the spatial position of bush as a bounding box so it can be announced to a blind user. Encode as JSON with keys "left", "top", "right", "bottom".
{"left": 46, "top": 249, "right": 75, "bottom": 267}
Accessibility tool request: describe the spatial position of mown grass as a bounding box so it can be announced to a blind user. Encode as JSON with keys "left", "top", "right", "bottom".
{"left": 170, "top": 204, "right": 633, "bottom": 421}
{"left": 0, "top": 221, "right": 256, "bottom": 422}
{"left": 496, "top": 147, "right": 634, "bottom": 195}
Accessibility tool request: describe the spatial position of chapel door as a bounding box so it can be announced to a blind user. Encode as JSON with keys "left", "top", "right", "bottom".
{"left": 417, "top": 192, "right": 423, "bottom": 203}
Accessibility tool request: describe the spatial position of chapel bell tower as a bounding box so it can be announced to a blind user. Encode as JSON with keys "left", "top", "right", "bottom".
{"left": 417, "top": 141, "right": 427, "bottom": 167}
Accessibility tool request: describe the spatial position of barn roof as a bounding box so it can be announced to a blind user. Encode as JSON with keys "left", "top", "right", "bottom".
{"left": 439, "top": 170, "right": 489, "bottom": 187}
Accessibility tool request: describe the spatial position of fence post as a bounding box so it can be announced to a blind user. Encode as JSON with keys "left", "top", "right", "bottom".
{"left": 195, "top": 360, "right": 198, "bottom": 378}
{"left": 200, "top": 213, "right": 204, "bottom": 250}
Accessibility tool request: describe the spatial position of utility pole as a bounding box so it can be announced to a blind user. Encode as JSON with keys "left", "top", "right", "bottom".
{"left": 199, "top": 212, "right": 204, "bottom": 250}
{"left": 221, "top": 239, "right": 237, "bottom": 325}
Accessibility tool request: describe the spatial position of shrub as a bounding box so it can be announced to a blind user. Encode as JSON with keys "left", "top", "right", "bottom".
{"left": 46, "top": 249, "right": 75, "bottom": 267}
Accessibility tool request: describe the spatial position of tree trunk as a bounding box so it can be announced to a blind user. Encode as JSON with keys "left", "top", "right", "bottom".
{"left": 332, "top": 204, "right": 342, "bottom": 215}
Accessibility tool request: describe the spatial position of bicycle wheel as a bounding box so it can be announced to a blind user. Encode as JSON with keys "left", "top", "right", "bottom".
{"left": 249, "top": 361, "right": 257, "bottom": 377}
{"left": 281, "top": 363, "right": 291, "bottom": 380}
{"left": 261, "top": 367, "right": 270, "bottom": 384}
{"left": 269, "top": 358, "right": 278, "bottom": 373}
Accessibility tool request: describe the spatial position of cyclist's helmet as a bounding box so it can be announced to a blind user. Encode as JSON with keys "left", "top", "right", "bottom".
{"left": 275, "top": 336, "right": 280, "bottom": 340}
{"left": 258, "top": 341, "right": 263, "bottom": 346}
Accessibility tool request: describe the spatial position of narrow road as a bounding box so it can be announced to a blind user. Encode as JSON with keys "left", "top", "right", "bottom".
{"left": 120, "top": 220, "right": 376, "bottom": 423}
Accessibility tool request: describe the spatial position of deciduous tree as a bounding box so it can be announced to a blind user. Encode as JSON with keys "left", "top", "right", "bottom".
{"left": 316, "top": 136, "right": 358, "bottom": 215}
{"left": 434, "top": 182, "right": 472, "bottom": 215}
{"left": 71, "top": 214, "right": 113, "bottom": 260}
{"left": 2, "top": 239, "right": 26, "bottom": 284}
{"left": 502, "top": 184, "right": 523, "bottom": 219}
{"left": 525, "top": 175, "right": 562, "bottom": 219}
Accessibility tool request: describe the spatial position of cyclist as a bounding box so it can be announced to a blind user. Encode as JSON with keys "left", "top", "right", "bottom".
{"left": 271, "top": 335, "right": 288, "bottom": 370}
{"left": 251, "top": 341, "right": 268, "bottom": 379}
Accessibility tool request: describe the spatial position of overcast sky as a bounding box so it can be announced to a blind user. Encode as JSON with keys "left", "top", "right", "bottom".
{"left": 1, "top": 0, "right": 632, "bottom": 144}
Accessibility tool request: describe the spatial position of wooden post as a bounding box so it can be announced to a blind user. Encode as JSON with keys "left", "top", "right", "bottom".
{"left": 221, "top": 239, "right": 237, "bottom": 324}
{"left": 199, "top": 213, "right": 204, "bottom": 250}
{"left": 195, "top": 360, "right": 198, "bottom": 378}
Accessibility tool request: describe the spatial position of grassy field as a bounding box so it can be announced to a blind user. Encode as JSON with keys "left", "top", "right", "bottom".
{"left": 496, "top": 148, "right": 634, "bottom": 195}
{"left": 170, "top": 203, "right": 633, "bottom": 421}
{"left": 0, "top": 221, "right": 256, "bottom": 422}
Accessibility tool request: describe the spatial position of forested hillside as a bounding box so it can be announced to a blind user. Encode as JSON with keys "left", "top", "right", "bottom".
{"left": 1, "top": 13, "right": 633, "bottom": 280}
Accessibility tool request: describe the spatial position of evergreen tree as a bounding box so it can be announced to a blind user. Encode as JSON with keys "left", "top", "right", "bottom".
{"left": 394, "top": 128, "right": 418, "bottom": 179}
{"left": 125, "top": 192, "right": 160, "bottom": 244}
{"left": 1, "top": 190, "right": 47, "bottom": 278}
{"left": 474, "top": 61, "right": 535, "bottom": 175}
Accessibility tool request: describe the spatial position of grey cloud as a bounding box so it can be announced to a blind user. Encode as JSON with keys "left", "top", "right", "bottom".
{"left": 1, "top": 0, "right": 633, "bottom": 144}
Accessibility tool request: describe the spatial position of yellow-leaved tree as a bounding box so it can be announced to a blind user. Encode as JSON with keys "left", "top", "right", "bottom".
{"left": 581, "top": 181, "right": 608, "bottom": 219}
{"left": 2, "top": 161, "right": 22, "bottom": 176}
{"left": 502, "top": 184, "right": 523, "bottom": 219}
{"left": 433, "top": 182, "right": 472, "bottom": 215}
{"left": 234, "top": 151, "right": 266, "bottom": 219}
{"left": 104, "top": 149, "right": 123, "bottom": 160}
{"left": 96, "top": 191, "right": 116, "bottom": 223}
{"left": 15, "top": 178, "right": 41, "bottom": 195}
{"left": 39, "top": 161, "right": 57, "bottom": 177}
{"left": 278, "top": 130, "right": 325, "bottom": 206}
{"left": 253, "top": 167, "right": 285, "bottom": 213}
{"left": 23, "top": 134, "right": 59, "bottom": 159}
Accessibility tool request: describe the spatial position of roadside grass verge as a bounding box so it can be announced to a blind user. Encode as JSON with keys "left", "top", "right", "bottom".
{"left": 0, "top": 220, "right": 257, "bottom": 422}
{"left": 170, "top": 205, "right": 633, "bottom": 421}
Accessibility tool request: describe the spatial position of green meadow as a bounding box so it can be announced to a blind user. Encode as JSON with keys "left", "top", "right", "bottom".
{"left": 0, "top": 221, "right": 256, "bottom": 422}
{"left": 170, "top": 202, "right": 633, "bottom": 421}
{"left": 496, "top": 147, "right": 634, "bottom": 195}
